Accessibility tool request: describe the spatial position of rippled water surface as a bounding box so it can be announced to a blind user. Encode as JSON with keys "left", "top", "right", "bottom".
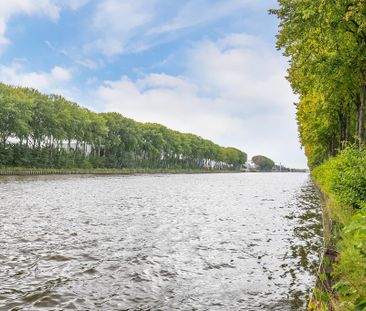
{"left": 0, "top": 173, "right": 323, "bottom": 310}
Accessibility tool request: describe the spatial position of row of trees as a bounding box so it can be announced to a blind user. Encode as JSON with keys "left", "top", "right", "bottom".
{"left": 0, "top": 83, "right": 247, "bottom": 169}
{"left": 271, "top": 0, "right": 366, "bottom": 168}
{"left": 272, "top": 2, "right": 366, "bottom": 309}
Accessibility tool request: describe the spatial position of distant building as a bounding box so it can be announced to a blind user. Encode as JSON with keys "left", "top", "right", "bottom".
{"left": 272, "top": 164, "right": 282, "bottom": 172}
{"left": 244, "top": 161, "right": 257, "bottom": 172}
{"left": 273, "top": 163, "right": 293, "bottom": 172}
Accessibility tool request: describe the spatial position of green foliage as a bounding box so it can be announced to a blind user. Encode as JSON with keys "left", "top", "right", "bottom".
{"left": 312, "top": 148, "right": 366, "bottom": 310}
{"left": 0, "top": 83, "right": 247, "bottom": 170}
{"left": 313, "top": 147, "right": 366, "bottom": 209}
{"left": 309, "top": 288, "right": 331, "bottom": 311}
{"left": 272, "top": 1, "right": 366, "bottom": 309}
{"left": 271, "top": 0, "right": 366, "bottom": 168}
{"left": 251, "top": 155, "right": 275, "bottom": 171}
{"left": 332, "top": 209, "right": 366, "bottom": 310}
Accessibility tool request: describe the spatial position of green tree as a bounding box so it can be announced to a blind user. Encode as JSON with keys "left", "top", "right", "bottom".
{"left": 0, "top": 82, "right": 247, "bottom": 170}
{"left": 252, "top": 155, "right": 275, "bottom": 171}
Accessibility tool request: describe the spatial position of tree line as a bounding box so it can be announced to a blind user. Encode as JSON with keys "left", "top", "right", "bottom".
{"left": 0, "top": 83, "right": 247, "bottom": 170}
{"left": 271, "top": 0, "right": 366, "bottom": 168}
{"left": 272, "top": 2, "right": 366, "bottom": 309}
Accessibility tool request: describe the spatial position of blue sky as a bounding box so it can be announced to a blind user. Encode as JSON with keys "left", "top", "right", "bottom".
{"left": 0, "top": 0, "right": 307, "bottom": 168}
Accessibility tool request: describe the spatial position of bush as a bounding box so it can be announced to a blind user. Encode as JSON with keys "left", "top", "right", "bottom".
{"left": 312, "top": 147, "right": 366, "bottom": 310}
{"left": 313, "top": 147, "right": 366, "bottom": 209}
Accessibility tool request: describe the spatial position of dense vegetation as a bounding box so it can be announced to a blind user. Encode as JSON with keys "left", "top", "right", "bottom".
{"left": 313, "top": 149, "right": 366, "bottom": 310}
{"left": 0, "top": 83, "right": 247, "bottom": 170}
{"left": 251, "top": 155, "right": 275, "bottom": 171}
{"left": 271, "top": 1, "right": 366, "bottom": 310}
{"left": 271, "top": 0, "right": 366, "bottom": 168}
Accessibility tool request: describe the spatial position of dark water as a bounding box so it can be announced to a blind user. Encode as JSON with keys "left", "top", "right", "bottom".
{"left": 0, "top": 173, "right": 322, "bottom": 311}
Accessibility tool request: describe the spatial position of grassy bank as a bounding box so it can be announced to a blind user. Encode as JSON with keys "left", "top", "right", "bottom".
{"left": 308, "top": 148, "right": 366, "bottom": 311}
{"left": 0, "top": 167, "right": 243, "bottom": 176}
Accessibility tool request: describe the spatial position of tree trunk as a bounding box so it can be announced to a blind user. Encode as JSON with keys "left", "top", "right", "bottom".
{"left": 356, "top": 71, "right": 366, "bottom": 148}
{"left": 359, "top": 80, "right": 366, "bottom": 147}
{"left": 345, "top": 107, "right": 350, "bottom": 143}
{"left": 338, "top": 112, "right": 344, "bottom": 149}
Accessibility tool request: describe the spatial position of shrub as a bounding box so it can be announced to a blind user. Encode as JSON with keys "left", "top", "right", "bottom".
{"left": 313, "top": 147, "right": 366, "bottom": 209}
{"left": 312, "top": 147, "right": 366, "bottom": 310}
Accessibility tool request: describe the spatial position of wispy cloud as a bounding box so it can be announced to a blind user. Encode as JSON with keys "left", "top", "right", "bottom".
{"left": 149, "top": 0, "right": 268, "bottom": 34}
{"left": 0, "top": 0, "right": 90, "bottom": 53}
{"left": 45, "top": 40, "right": 103, "bottom": 70}
{"left": 0, "top": 0, "right": 59, "bottom": 50}
{"left": 84, "top": 0, "right": 277, "bottom": 57}
{"left": 56, "top": 0, "right": 90, "bottom": 11}
{"left": 86, "top": 0, "right": 157, "bottom": 56}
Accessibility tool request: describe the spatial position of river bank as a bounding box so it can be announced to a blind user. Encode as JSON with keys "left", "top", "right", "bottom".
{"left": 308, "top": 148, "right": 366, "bottom": 311}
{"left": 308, "top": 186, "right": 341, "bottom": 310}
{"left": 0, "top": 168, "right": 310, "bottom": 176}
{"left": 0, "top": 167, "right": 246, "bottom": 176}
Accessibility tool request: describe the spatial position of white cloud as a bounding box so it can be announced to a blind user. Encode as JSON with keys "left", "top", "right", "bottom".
{"left": 138, "top": 73, "right": 198, "bottom": 93}
{"left": 93, "top": 1, "right": 152, "bottom": 33}
{"left": 86, "top": 0, "right": 277, "bottom": 57}
{"left": 97, "top": 75, "right": 243, "bottom": 140}
{"left": 0, "top": 63, "right": 86, "bottom": 105}
{"left": 217, "top": 33, "right": 260, "bottom": 50}
{"left": 150, "top": 0, "right": 267, "bottom": 34}
{"left": 0, "top": 19, "right": 9, "bottom": 46}
{"left": 185, "top": 33, "right": 293, "bottom": 114}
{"left": 0, "top": 63, "right": 72, "bottom": 92}
{"left": 56, "top": 0, "right": 90, "bottom": 11}
{"left": 51, "top": 66, "right": 71, "bottom": 81}
{"left": 88, "top": 0, "right": 156, "bottom": 56}
{"left": 45, "top": 40, "right": 103, "bottom": 70}
{"left": 96, "top": 33, "right": 307, "bottom": 167}
{"left": 0, "top": 0, "right": 60, "bottom": 20}
{"left": 0, "top": 0, "right": 60, "bottom": 51}
{"left": 75, "top": 58, "right": 100, "bottom": 70}
{"left": 0, "top": 0, "right": 90, "bottom": 52}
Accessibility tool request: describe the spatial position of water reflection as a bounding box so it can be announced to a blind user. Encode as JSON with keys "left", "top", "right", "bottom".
{"left": 285, "top": 180, "right": 323, "bottom": 309}
{"left": 0, "top": 173, "right": 322, "bottom": 310}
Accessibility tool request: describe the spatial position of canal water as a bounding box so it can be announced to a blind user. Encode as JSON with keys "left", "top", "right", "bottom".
{"left": 0, "top": 173, "right": 322, "bottom": 310}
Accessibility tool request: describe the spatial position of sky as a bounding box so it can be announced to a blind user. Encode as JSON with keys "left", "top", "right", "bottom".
{"left": 0, "top": 0, "right": 308, "bottom": 168}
